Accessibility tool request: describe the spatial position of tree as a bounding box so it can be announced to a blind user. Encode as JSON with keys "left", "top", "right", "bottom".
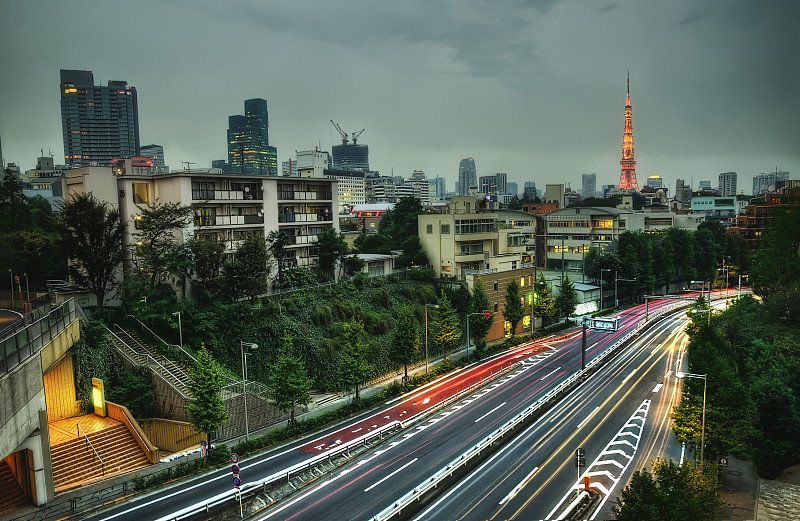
{"left": 187, "top": 346, "right": 228, "bottom": 435}
{"left": 376, "top": 197, "right": 429, "bottom": 268}
{"left": 224, "top": 233, "right": 272, "bottom": 302}
{"left": 338, "top": 319, "right": 372, "bottom": 401}
{"left": 132, "top": 202, "right": 193, "bottom": 290}
{"left": 268, "top": 334, "right": 312, "bottom": 426}
{"left": 533, "top": 272, "right": 556, "bottom": 329}
{"left": 751, "top": 207, "right": 800, "bottom": 298}
{"left": 314, "top": 227, "right": 349, "bottom": 281}
{"left": 503, "top": 278, "right": 525, "bottom": 337}
{"left": 431, "top": 291, "right": 461, "bottom": 360}
{"left": 390, "top": 305, "right": 420, "bottom": 381}
{"left": 555, "top": 274, "right": 578, "bottom": 318}
{"left": 186, "top": 237, "right": 226, "bottom": 302}
{"left": 267, "top": 230, "right": 293, "bottom": 288}
{"left": 612, "top": 459, "right": 723, "bottom": 521}
{"left": 60, "top": 193, "right": 126, "bottom": 314}
{"left": 469, "top": 277, "right": 494, "bottom": 351}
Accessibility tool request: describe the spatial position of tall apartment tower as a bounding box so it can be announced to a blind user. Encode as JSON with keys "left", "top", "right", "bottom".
{"left": 718, "top": 171, "right": 737, "bottom": 196}
{"left": 617, "top": 74, "right": 639, "bottom": 191}
{"left": 60, "top": 69, "right": 140, "bottom": 167}
{"left": 227, "top": 98, "right": 277, "bottom": 176}
{"left": 581, "top": 173, "right": 597, "bottom": 198}
{"left": 458, "top": 157, "right": 477, "bottom": 195}
{"left": 139, "top": 144, "right": 168, "bottom": 174}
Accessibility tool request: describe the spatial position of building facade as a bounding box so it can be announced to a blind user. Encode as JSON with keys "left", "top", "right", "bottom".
{"left": 457, "top": 157, "right": 477, "bottom": 195}
{"left": 718, "top": 171, "right": 737, "bottom": 196}
{"left": 60, "top": 69, "right": 140, "bottom": 167}
{"left": 752, "top": 171, "right": 790, "bottom": 195}
{"left": 139, "top": 144, "right": 168, "bottom": 174}
{"left": 227, "top": 98, "right": 277, "bottom": 176}
{"left": 582, "top": 173, "right": 597, "bottom": 199}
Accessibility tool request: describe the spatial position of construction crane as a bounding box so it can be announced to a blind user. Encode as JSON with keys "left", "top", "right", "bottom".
{"left": 330, "top": 120, "right": 349, "bottom": 145}
{"left": 351, "top": 129, "right": 365, "bottom": 145}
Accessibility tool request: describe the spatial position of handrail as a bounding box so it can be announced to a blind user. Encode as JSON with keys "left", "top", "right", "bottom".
{"left": 125, "top": 314, "right": 199, "bottom": 366}
{"left": 77, "top": 424, "right": 104, "bottom": 475}
{"left": 112, "top": 326, "right": 193, "bottom": 386}
{"left": 107, "top": 401, "right": 160, "bottom": 464}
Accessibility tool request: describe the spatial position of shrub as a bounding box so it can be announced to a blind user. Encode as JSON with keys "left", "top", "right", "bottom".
{"left": 418, "top": 284, "right": 437, "bottom": 304}
{"left": 399, "top": 285, "right": 416, "bottom": 301}
{"left": 312, "top": 305, "right": 333, "bottom": 327}
{"left": 363, "top": 310, "right": 392, "bottom": 335}
{"left": 372, "top": 288, "right": 391, "bottom": 309}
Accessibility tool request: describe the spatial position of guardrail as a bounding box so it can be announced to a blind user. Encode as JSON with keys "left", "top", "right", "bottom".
{"left": 371, "top": 298, "right": 692, "bottom": 520}
{"left": 125, "top": 314, "right": 199, "bottom": 366}
{"left": 107, "top": 401, "right": 160, "bottom": 464}
{"left": 77, "top": 423, "right": 104, "bottom": 476}
{"left": 154, "top": 421, "right": 403, "bottom": 521}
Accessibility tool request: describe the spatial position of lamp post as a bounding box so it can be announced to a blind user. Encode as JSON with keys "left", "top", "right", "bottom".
{"left": 614, "top": 271, "right": 636, "bottom": 308}
{"left": 600, "top": 268, "right": 611, "bottom": 311}
{"left": 424, "top": 304, "right": 439, "bottom": 374}
{"left": 240, "top": 341, "right": 258, "bottom": 441}
{"left": 690, "top": 307, "right": 712, "bottom": 326}
{"left": 172, "top": 311, "right": 183, "bottom": 348}
{"left": 676, "top": 371, "right": 708, "bottom": 468}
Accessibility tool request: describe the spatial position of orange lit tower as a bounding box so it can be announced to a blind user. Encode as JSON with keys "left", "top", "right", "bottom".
{"left": 617, "top": 73, "right": 639, "bottom": 191}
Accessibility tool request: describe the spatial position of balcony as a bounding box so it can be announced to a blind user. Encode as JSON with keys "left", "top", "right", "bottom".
{"left": 287, "top": 234, "right": 318, "bottom": 246}
{"left": 192, "top": 189, "right": 262, "bottom": 201}
{"left": 194, "top": 215, "right": 264, "bottom": 227}
{"left": 278, "top": 191, "right": 332, "bottom": 201}
{"left": 456, "top": 251, "right": 488, "bottom": 262}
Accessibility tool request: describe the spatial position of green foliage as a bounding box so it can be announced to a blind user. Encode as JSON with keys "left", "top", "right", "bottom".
{"left": 186, "top": 238, "right": 226, "bottom": 303}
{"left": 72, "top": 321, "right": 118, "bottom": 412}
{"left": 338, "top": 319, "right": 372, "bottom": 401}
{"left": 503, "top": 278, "right": 524, "bottom": 337}
{"left": 390, "top": 305, "right": 421, "bottom": 380}
{"left": 751, "top": 207, "right": 800, "bottom": 298}
{"left": 268, "top": 335, "right": 312, "bottom": 425}
{"left": 312, "top": 304, "right": 334, "bottom": 327}
{"left": 533, "top": 272, "right": 556, "bottom": 329}
{"left": 372, "top": 288, "right": 391, "bottom": 309}
{"left": 554, "top": 274, "right": 578, "bottom": 318}
{"left": 362, "top": 197, "right": 429, "bottom": 268}
{"left": 612, "top": 459, "right": 723, "bottom": 521}
{"left": 223, "top": 233, "right": 272, "bottom": 302}
{"left": 314, "top": 227, "right": 349, "bottom": 281}
{"left": 105, "top": 365, "right": 156, "bottom": 418}
{"left": 267, "top": 230, "right": 292, "bottom": 288}
{"left": 187, "top": 346, "right": 228, "bottom": 434}
{"left": 431, "top": 291, "right": 461, "bottom": 359}
{"left": 131, "top": 201, "right": 194, "bottom": 290}
{"left": 469, "top": 277, "right": 493, "bottom": 350}
{"left": 363, "top": 310, "right": 392, "bottom": 335}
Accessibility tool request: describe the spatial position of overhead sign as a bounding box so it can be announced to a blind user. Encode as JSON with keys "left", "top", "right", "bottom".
{"left": 590, "top": 318, "right": 618, "bottom": 332}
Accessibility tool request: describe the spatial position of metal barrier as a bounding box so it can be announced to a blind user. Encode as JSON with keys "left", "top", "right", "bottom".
{"left": 77, "top": 423, "right": 104, "bottom": 475}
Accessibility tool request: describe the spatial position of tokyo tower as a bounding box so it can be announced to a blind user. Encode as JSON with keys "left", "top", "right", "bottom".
{"left": 617, "top": 73, "right": 639, "bottom": 191}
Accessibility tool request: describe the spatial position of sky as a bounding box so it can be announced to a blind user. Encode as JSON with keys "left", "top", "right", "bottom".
{"left": 1, "top": 0, "right": 798, "bottom": 194}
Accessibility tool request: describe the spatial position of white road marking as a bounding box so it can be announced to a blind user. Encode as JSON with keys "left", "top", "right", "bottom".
{"left": 622, "top": 368, "right": 637, "bottom": 383}
{"left": 576, "top": 406, "right": 600, "bottom": 429}
{"left": 652, "top": 383, "right": 663, "bottom": 393}
{"left": 499, "top": 466, "right": 539, "bottom": 505}
{"left": 539, "top": 366, "right": 562, "bottom": 381}
{"left": 474, "top": 402, "right": 507, "bottom": 423}
{"left": 364, "top": 458, "right": 418, "bottom": 492}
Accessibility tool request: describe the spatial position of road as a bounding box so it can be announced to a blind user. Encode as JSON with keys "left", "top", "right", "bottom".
{"left": 88, "top": 295, "right": 688, "bottom": 521}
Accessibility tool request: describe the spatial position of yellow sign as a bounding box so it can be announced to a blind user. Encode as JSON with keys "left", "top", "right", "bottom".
{"left": 92, "top": 378, "right": 107, "bottom": 417}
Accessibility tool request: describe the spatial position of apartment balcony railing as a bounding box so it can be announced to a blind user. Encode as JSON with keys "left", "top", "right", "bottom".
{"left": 192, "top": 189, "right": 263, "bottom": 201}
{"left": 194, "top": 214, "right": 264, "bottom": 227}
{"left": 278, "top": 191, "right": 332, "bottom": 201}
{"left": 463, "top": 268, "right": 497, "bottom": 276}
{"left": 279, "top": 213, "right": 322, "bottom": 224}
{"left": 455, "top": 251, "right": 489, "bottom": 262}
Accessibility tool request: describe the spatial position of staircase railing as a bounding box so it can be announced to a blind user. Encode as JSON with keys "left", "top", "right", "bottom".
{"left": 125, "top": 314, "right": 199, "bottom": 365}
{"left": 106, "top": 401, "right": 159, "bottom": 463}
{"left": 103, "top": 326, "right": 189, "bottom": 400}
{"left": 77, "top": 424, "right": 104, "bottom": 475}
{"left": 112, "top": 325, "right": 194, "bottom": 387}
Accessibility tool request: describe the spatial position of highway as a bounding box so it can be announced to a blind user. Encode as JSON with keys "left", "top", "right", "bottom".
{"left": 87, "top": 296, "right": 685, "bottom": 521}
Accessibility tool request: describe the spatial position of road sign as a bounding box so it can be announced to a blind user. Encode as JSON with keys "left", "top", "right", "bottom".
{"left": 719, "top": 457, "right": 728, "bottom": 467}
{"left": 482, "top": 310, "right": 492, "bottom": 320}
{"left": 230, "top": 453, "right": 239, "bottom": 464}
{"left": 576, "top": 457, "right": 586, "bottom": 467}
{"left": 590, "top": 317, "right": 618, "bottom": 332}
{"left": 232, "top": 476, "right": 241, "bottom": 488}
{"left": 576, "top": 448, "right": 585, "bottom": 457}
{"left": 200, "top": 440, "right": 207, "bottom": 459}
{"left": 576, "top": 447, "right": 586, "bottom": 468}
{"left": 231, "top": 464, "right": 240, "bottom": 475}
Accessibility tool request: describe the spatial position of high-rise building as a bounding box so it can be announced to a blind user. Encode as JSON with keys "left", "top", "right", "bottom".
{"left": 506, "top": 182, "right": 518, "bottom": 197}
{"left": 458, "top": 157, "right": 477, "bottom": 195}
{"left": 332, "top": 143, "right": 369, "bottom": 171}
{"left": 718, "top": 171, "right": 737, "bottom": 196}
{"left": 227, "top": 98, "right": 277, "bottom": 176}
{"left": 60, "top": 69, "right": 140, "bottom": 167}
{"left": 139, "top": 144, "right": 168, "bottom": 174}
{"left": 646, "top": 175, "right": 663, "bottom": 190}
{"left": 524, "top": 181, "right": 540, "bottom": 199}
{"left": 675, "top": 179, "right": 692, "bottom": 205}
{"left": 582, "top": 173, "right": 597, "bottom": 199}
{"left": 752, "top": 170, "right": 789, "bottom": 195}
{"left": 428, "top": 176, "right": 446, "bottom": 200}
{"left": 617, "top": 74, "right": 639, "bottom": 191}
{"left": 479, "top": 172, "right": 507, "bottom": 195}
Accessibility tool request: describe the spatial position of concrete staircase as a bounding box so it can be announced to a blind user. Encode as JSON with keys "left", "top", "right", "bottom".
{"left": 51, "top": 423, "right": 149, "bottom": 491}
{"left": 108, "top": 329, "right": 193, "bottom": 399}
{"left": 0, "top": 460, "right": 28, "bottom": 512}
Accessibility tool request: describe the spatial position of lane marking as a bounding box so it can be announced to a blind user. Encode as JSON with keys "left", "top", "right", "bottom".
{"left": 576, "top": 406, "right": 600, "bottom": 429}
{"left": 363, "top": 458, "right": 418, "bottom": 492}
{"left": 652, "top": 383, "right": 663, "bottom": 393}
{"left": 622, "top": 368, "right": 637, "bottom": 384}
{"left": 499, "top": 466, "right": 539, "bottom": 505}
{"left": 539, "top": 366, "right": 562, "bottom": 381}
{"left": 474, "top": 402, "right": 507, "bottom": 423}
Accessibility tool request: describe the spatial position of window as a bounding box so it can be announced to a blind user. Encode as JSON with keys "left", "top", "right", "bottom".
{"left": 494, "top": 302, "right": 499, "bottom": 313}
{"left": 426, "top": 224, "right": 433, "bottom": 234}
{"left": 441, "top": 224, "right": 450, "bottom": 234}
{"left": 520, "top": 277, "right": 525, "bottom": 287}
{"left": 493, "top": 280, "right": 498, "bottom": 292}
{"left": 512, "top": 261, "right": 517, "bottom": 269}
{"left": 132, "top": 183, "right": 150, "bottom": 204}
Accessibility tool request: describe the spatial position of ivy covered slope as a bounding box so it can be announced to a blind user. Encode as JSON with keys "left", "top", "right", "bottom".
{"left": 127, "top": 269, "right": 465, "bottom": 393}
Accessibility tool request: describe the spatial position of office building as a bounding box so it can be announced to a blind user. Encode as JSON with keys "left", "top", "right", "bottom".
{"left": 646, "top": 175, "right": 663, "bottom": 190}
{"left": 524, "top": 181, "right": 540, "bottom": 199}
{"left": 227, "top": 98, "right": 277, "bottom": 176}
{"left": 139, "top": 144, "right": 168, "bottom": 174}
{"left": 60, "top": 69, "right": 140, "bottom": 167}
{"left": 506, "top": 182, "right": 518, "bottom": 197}
{"left": 324, "top": 169, "right": 366, "bottom": 211}
{"left": 332, "top": 143, "right": 369, "bottom": 171}
{"left": 458, "top": 157, "right": 477, "bottom": 195}
{"left": 675, "top": 179, "right": 692, "bottom": 206}
{"left": 582, "top": 173, "right": 597, "bottom": 199}
{"left": 428, "top": 176, "right": 446, "bottom": 200}
{"left": 718, "top": 172, "right": 737, "bottom": 196}
{"left": 752, "top": 170, "right": 789, "bottom": 195}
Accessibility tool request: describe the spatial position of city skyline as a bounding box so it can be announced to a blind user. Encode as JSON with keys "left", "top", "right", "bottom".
{"left": 1, "top": 0, "right": 797, "bottom": 193}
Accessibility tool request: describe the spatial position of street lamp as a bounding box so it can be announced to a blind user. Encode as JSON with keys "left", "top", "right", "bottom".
{"left": 599, "top": 268, "right": 611, "bottom": 311}
{"left": 240, "top": 341, "right": 258, "bottom": 441}
{"left": 690, "top": 307, "right": 712, "bottom": 326}
{"left": 424, "top": 304, "right": 439, "bottom": 374}
{"left": 465, "top": 311, "right": 490, "bottom": 360}
{"left": 172, "top": 311, "right": 183, "bottom": 348}
{"left": 614, "top": 270, "right": 636, "bottom": 308}
{"left": 675, "top": 371, "right": 708, "bottom": 468}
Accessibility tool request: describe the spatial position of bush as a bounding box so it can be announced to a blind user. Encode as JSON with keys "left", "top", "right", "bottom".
{"left": 363, "top": 311, "right": 392, "bottom": 335}
{"left": 312, "top": 305, "right": 333, "bottom": 327}
{"left": 418, "top": 284, "right": 437, "bottom": 304}
{"left": 372, "top": 288, "right": 391, "bottom": 309}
